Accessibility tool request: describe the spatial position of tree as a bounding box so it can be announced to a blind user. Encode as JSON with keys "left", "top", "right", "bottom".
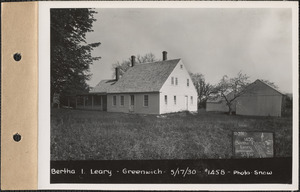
{"left": 112, "top": 53, "right": 158, "bottom": 77}
{"left": 136, "top": 53, "right": 157, "bottom": 63}
{"left": 189, "top": 73, "right": 216, "bottom": 108}
{"left": 214, "top": 72, "right": 250, "bottom": 115}
{"left": 51, "top": 9, "right": 101, "bottom": 104}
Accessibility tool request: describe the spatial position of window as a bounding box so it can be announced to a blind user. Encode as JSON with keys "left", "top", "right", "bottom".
{"left": 174, "top": 96, "right": 176, "bottom": 105}
{"left": 191, "top": 96, "right": 193, "bottom": 105}
{"left": 130, "top": 95, "right": 134, "bottom": 105}
{"left": 112, "top": 95, "right": 117, "bottom": 106}
{"left": 171, "top": 77, "right": 174, "bottom": 85}
{"left": 175, "top": 78, "right": 178, "bottom": 85}
{"left": 165, "top": 95, "right": 167, "bottom": 105}
{"left": 144, "top": 95, "right": 149, "bottom": 107}
{"left": 180, "top": 64, "right": 183, "bottom": 69}
{"left": 187, "top": 79, "right": 189, "bottom": 87}
{"left": 120, "top": 95, "right": 124, "bottom": 106}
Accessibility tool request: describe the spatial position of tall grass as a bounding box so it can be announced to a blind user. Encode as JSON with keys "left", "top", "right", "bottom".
{"left": 51, "top": 109, "right": 292, "bottom": 160}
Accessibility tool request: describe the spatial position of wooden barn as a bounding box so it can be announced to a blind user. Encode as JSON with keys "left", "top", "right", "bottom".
{"left": 206, "top": 79, "right": 284, "bottom": 117}
{"left": 236, "top": 79, "right": 284, "bottom": 117}
{"left": 77, "top": 51, "right": 198, "bottom": 114}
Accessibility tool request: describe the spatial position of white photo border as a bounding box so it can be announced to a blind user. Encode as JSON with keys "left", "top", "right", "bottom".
{"left": 38, "top": 1, "right": 299, "bottom": 190}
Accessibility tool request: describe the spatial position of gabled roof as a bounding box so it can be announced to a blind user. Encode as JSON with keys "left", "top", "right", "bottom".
{"left": 90, "top": 79, "right": 116, "bottom": 93}
{"left": 255, "top": 79, "right": 284, "bottom": 95}
{"left": 108, "top": 59, "right": 181, "bottom": 93}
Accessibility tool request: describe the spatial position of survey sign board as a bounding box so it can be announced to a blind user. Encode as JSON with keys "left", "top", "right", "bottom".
{"left": 233, "top": 132, "right": 274, "bottom": 158}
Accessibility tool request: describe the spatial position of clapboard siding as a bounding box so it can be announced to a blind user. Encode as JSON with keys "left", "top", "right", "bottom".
{"left": 236, "top": 80, "right": 283, "bottom": 117}
{"left": 236, "top": 95, "right": 282, "bottom": 116}
{"left": 159, "top": 60, "right": 197, "bottom": 114}
{"left": 107, "top": 93, "right": 160, "bottom": 114}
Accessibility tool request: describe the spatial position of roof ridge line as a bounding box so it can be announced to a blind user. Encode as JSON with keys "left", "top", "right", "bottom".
{"left": 134, "top": 58, "right": 181, "bottom": 66}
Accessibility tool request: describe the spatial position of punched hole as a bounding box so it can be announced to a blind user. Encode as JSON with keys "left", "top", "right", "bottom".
{"left": 13, "top": 53, "right": 22, "bottom": 61}
{"left": 13, "top": 133, "right": 21, "bottom": 142}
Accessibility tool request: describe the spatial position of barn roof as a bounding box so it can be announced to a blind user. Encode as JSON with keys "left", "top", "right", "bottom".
{"left": 90, "top": 79, "right": 117, "bottom": 93}
{"left": 108, "top": 59, "right": 180, "bottom": 93}
{"left": 255, "top": 79, "right": 284, "bottom": 95}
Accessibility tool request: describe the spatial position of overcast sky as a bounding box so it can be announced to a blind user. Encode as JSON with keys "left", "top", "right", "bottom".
{"left": 86, "top": 8, "right": 293, "bottom": 93}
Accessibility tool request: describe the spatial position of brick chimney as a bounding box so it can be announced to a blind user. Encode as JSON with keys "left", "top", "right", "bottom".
{"left": 162, "top": 51, "right": 167, "bottom": 61}
{"left": 131, "top": 55, "right": 136, "bottom": 67}
{"left": 115, "top": 67, "right": 119, "bottom": 81}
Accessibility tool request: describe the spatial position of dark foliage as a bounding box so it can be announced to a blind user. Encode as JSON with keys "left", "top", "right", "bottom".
{"left": 51, "top": 8, "right": 101, "bottom": 101}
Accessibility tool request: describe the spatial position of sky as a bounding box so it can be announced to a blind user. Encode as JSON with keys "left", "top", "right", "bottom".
{"left": 86, "top": 8, "right": 293, "bottom": 93}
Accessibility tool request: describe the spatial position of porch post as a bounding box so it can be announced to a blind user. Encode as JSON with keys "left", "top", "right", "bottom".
{"left": 68, "top": 97, "right": 70, "bottom": 107}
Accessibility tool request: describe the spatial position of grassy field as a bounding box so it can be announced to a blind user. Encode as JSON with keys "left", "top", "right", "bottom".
{"left": 51, "top": 109, "right": 292, "bottom": 160}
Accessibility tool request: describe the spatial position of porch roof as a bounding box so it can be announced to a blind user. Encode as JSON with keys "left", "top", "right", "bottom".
{"left": 76, "top": 93, "right": 107, "bottom": 96}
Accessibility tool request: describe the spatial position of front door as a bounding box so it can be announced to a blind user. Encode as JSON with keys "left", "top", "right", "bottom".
{"left": 185, "top": 96, "right": 188, "bottom": 110}
{"left": 129, "top": 95, "right": 134, "bottom": 112}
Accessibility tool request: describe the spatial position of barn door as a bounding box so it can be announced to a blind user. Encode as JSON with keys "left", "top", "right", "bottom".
{"left": 185, "top": 96, "right": 188, "bottom": 110}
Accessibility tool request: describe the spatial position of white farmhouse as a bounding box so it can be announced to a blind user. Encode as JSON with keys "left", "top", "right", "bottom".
{"left": 77, "top": 52, "right": 198, "bottom": 114}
